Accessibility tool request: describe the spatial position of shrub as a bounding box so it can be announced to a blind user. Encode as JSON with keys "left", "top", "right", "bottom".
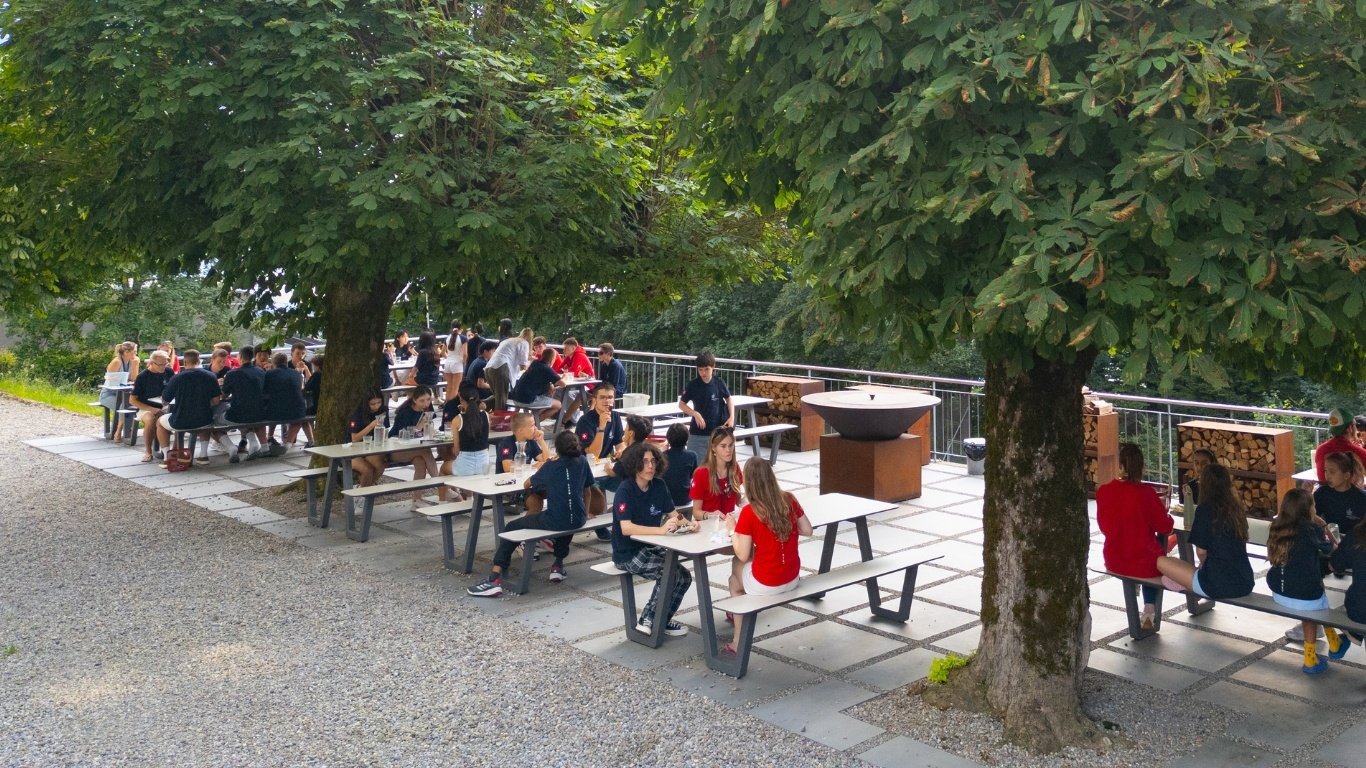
{"left": 927, "top": 652, "right": 973, "bottom": 685}
{"left": 0, "top": 349, "right": 16, "bottom": 377}
{"left": 26, "top": 348, "right": 113, "bottom": 388}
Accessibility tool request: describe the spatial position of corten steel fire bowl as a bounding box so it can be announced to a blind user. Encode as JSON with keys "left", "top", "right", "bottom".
{"left": 801, "top": 390, "right": 942, "bottom": 442}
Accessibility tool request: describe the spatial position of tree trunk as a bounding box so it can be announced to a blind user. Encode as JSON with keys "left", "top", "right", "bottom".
{"left": 923, "top": 351, "right": 1110, "bottom": 753}
{"left": 315, "top": 281, "right": 400, "bottom": 453}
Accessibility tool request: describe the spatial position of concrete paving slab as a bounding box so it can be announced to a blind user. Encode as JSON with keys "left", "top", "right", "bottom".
{"left": 846, "top": 647, "right": 943, "bottom": 691}
{"left": 897, "top": 511, "right": 981, "bottom": 538}
{"left": 915, "top": 539, "right": 982, "bottom": 572}
{"left": 1196, "top": 680, "right": 1339, "bottom": 751}
{"left": 793, "top": 585, "right": 892, "bottom": 616}
{"left": 255, "top": 518, "right": 331, "bottom": 541}
{"left": 163, "top": 478, "right": 255, "bottom": 500}
{"left": 573, "top": 632, "right": 702, "bottom": 672}
{"left": 1232, "top": 648, "right": 1366, "bottom": 704}
{"left": 756, "top": 621, "right": 905, "bottom": 671}
{"left": 1181, "top": 735, "right": 1281, "bottom": 767}
{"left": 858, "top": 736, "right": 985, "bottom": 768}
{"left": 865, "top": 524, "right": 939, "bottom": 553}
{"left": 25, "top": 435, "right": 104, "bottom": 448}
{"left": 905, "top": 486, "right": 975, "bottom": 510}
{"left": 681, "top": 605, "right": 812, "bottom": 641}
{"left": 217, "top": 505, "right": 288, "bottom": 526}
{"left": 654, "top": 654, "right": 819, "bottom": 707}
{"left": 185, "top": 494, "right": 252, "bottom": 512}
{"left": 843, "top": 603, "right": 978, "bottom": 643}
{"left": 1110, "top": 622, "right": 1262, "bottom": 673}
{"left": 105, "top": 461, "right": 173, "bottom": 479}
{"left": 931, "top": 624, "right": 981, "bottom": 656}
{"left": 515, "top": 596, "right": 633, "bottom": 641}
{"left": 797, "top": 539, "right": 865, "bottom": 570}
{"left": 83, "top": 452, "right": 157, "bottom": 469}
{"left": 916, "top": 576, "right": 983, "bottom": 612}
{"left": 132, "top": 470, "right": 231, "bottom": 489}
{"left": 1167, "top": 603, "right": 1308, "bottom": 644}
{"left": 748, "top": 679, "right": 883, "bottom": 750}
{"left": 1313, "top": 720, "right": 1366, "bottom": 766}
{"left": 1086, "top": 648, "right": 1204, "bottom": 693}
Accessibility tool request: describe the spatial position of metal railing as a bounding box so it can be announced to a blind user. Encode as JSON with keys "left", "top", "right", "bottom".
{"left": 608, "top": 348, "right": 1329, "bottom": 488}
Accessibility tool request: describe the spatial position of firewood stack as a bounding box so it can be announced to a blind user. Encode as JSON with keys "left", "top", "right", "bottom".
{"left": 1082, "top": 388, "right": 1118, "bottom": 496}
{"left": 1176, "top": 420, "right": 1295, "bottom": 519}
{"left": 746, "top": 375, "right": 823, "bottom": 451}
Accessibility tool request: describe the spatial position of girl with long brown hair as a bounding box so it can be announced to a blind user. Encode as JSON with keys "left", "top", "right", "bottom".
{"left": 689, "top": 427, "right": 742, "bottom": 522}
{"left": 1157, "top": 464, "right": 1253, "bottom": 600}
{"left": 724, "top": 457, "right": 813, "bottom": 654}
{"left": 1265, "top": 489, "right": 1345, "bottom": 673}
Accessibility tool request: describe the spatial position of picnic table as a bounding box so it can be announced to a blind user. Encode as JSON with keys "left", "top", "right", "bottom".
{"left": 95, "top": 384, "right": 135, "bottom": 441}
{"left": 444, "top": 459, "right": 609, "bottom": 573}
{"left": 622, "top": 489, "right": 895, "bottom": 656}
{"left": 306, "top": 436, "right": 451, "bottom": 528}
{"left": 1292, "top": 467, "right": 1318, "bottom": 489}
{"left": 551, "top": 375, "right": 600, "bottom": 433}
{"left": 617, "top": 394, "right": 772, "bottom": 429}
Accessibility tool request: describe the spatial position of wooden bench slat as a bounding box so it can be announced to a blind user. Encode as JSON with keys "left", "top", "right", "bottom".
{"left": 714, "top": 551, "right": 942, "bottom": 615}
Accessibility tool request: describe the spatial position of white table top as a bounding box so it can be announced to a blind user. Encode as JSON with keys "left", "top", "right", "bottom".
{"left": 1292, "top": 468, "right": 1319, "bottom": 483}
{"left": 646, "top": 491, "right": 895, "bottom": 557}
{"left": 444, "top": 460, "right": 609, "bottom": 497}
{"left": 615, "top": 402, "right": 686, "bottom": 419}
{"left": 306, "top": 436, "right": 450, "bottom": 461}
{"left": 559, "top": 376, "right": 600, "bottom": 388}
{"left": 729, "top": 395, "right": 772, "bottom": 409}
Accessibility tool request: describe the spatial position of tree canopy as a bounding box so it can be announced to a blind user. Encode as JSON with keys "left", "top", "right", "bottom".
{"left": 617, "top": 0, "right": 1365, "bottom": 388}
{"left": 612, "top": 0, "right": 1365, "bottom": 751}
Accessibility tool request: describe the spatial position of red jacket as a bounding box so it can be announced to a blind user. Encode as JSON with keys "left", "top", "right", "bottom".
{"left": 1314, "top": 436, "right": 1366, "bottom": 483}
{"left": 555, "top": 347, "right": 594, "bottom": 378}
{"left": 1096, "top": 479, "right": 1172, "bottom": 578}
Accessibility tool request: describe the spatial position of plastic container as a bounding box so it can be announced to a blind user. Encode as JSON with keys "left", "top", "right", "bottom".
{"left": 963, "top": 438, "right": 987, "bottom": 476}
{"left": 621, "top": 393, "right": 649, "bottom": 409}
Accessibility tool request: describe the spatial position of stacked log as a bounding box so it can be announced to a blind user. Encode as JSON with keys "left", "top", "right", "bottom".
{"left": 1176, "top": 420, "right": 1294, "bottom": 519}
{"left": 1082, "top": 389, "right": 1119, "bottom": 496}
{"left": 746, "top": 375, "right": 823, "bottom": 451}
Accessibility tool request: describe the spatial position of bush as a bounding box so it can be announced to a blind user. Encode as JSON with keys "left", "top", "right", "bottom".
{"left": 0, "top": 349, "right": 16, "bottom": 377}
{"left": 25, "top": 348, "right": 113, "bottom": 388}
{"left": 927, "top": 652, "right": 973, "bottom": 685}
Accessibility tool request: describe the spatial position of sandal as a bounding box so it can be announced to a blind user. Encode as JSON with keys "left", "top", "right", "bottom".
{"left": 721, "top": 643, "right": 737, "bottom": 656}
{"left": 140, "top": 455, "right": 154, "bottom": 463}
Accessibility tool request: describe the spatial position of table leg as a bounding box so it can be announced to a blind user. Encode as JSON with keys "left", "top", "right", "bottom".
{"left": 440, "top": 513, "right": 458, "bottom": 570}
{"left": 461, "top": 494, "right": 487, "bottom": 574}
{"left": 317, "top": 460, "right": 338, "bottom": 528}
{"left": 806, "top": 522, "right": 842, "bottom": 600}
{"left": 492, "top": 496, "right": 507, "bottom": 535}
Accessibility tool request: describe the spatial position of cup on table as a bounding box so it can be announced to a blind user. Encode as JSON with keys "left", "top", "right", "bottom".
{"left": 363, "top": 434, "right": 375, "bottom": 448}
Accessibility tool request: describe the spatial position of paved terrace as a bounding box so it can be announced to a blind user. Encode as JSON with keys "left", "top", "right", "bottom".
{"left": 5, "top": 397, "right": 1364, "bottom": 767}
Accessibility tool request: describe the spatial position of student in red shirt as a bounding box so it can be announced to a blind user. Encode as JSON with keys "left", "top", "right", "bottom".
{"left": 1096, "top": 443, "right": 1173, "bottom": 631}
{"left": 724, "top": 457, "right": 812, "bottom": 654}
{"left": 689, "top": 427, "right": 743, "bottom": 522}
{"left": 554, "top": 337, "right": 596, "bottom": 424}
{"left": 1314, "top": 408, "right": 1366, "bottom": 483}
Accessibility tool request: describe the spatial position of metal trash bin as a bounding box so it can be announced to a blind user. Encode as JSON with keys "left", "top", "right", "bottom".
{"left": 963, "top": 438, "right": 986, "bottom": 476}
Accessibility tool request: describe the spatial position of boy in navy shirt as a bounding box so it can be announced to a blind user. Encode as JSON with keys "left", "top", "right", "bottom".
{"left": 577, "top": 383, "right": 625, "bottom": 460}
{"left": 468, "top": 430, "right": 597, "bottom": 596}
{"left": 510, "top": 347, "right": 564, "bottom": 422}
{"left": 611, "top": 441, "right": 696, "bottom": 636}
{"left": 678, "top": 351, "right": 734, "bottom": 458}
{"left": 662, "top": 423, "right": 697, "bottom": 509}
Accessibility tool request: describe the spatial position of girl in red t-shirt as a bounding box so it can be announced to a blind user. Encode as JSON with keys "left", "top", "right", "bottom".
{"left": 1096, "top": 443, "right": 1173, "bottom": 631}
{"left": 724, "top": 457, "right": 813, "bottom": 654}
{"left": 689, "top": 427, "right": 743, "bottom": 521}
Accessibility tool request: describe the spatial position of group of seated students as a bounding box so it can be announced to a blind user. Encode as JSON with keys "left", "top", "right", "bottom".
{"left": 1098, "top": 406, "right": 1366, "bottom": 675}
{"left": 378, "top": 322, "right": 629, "bottom": 420}
{"left": 101, "top": 339, "right": 321, "bottom": 466}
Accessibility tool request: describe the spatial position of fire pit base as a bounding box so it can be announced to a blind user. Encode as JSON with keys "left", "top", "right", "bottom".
{"left": 818, "top": 433, "right": 922, "bottom": 502}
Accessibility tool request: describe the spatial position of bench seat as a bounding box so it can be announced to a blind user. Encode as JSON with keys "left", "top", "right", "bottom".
{"left": 340, "top": 476, "right": 450, "bottom": 542}
{"left": 285, "top": 467, "right": 332, "bottom": 526}
{"left": 733, "top": 423, "right": 797, "bottom": 462}
{"left": 495, "top": 516, "right": 614, "bottom": 594}
{"left": 712, "top": 551, "right": 940, "bottom": 678}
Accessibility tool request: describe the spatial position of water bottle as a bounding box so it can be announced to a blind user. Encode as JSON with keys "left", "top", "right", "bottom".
{"left": 514, "top": 442, "right": 528, "bottom": 480}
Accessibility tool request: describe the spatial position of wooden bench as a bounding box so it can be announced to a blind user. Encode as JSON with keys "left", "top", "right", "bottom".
{"left": 412, "top": 498, "right": 477, "bottom": 569}
{"left": 284, "top": 467, "right": 333, "bottom": 527}
{"left": 707, "top": 551, "right": 943, "bottom": 677}
{"left": 733, "top": 423, "right": 797, "bottom": 462}
{"left": 495, "top": 515, "right": 614, "bottom": 594}
{"left": 339, "top": 476, "right": 450, "bottom": 542}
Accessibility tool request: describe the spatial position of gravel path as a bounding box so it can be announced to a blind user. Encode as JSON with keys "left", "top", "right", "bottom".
{"left": 0, "top": 395, "right": 858, "bottom": 767}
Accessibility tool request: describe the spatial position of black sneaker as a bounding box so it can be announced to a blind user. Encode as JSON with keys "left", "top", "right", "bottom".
{"left": 636, "top": 617, "right": 687, "bottom": 637}
{"left": 595, "top": 528, "right": 611, "bottom": 541}
{"left": 467, "top": 577, "right": 503, "bottom": 597}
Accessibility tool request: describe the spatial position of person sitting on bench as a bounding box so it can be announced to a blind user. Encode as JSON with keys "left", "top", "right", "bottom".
{"left": 1156, "top": 464, "right": 1253, "bottom": 601}
{"left": 467, "top": 430, "right": 596, "bottom": 597}
{"left": 1266, "top": 489, "right": 1347, "bottom": 674}
{"left": 611, "top": 441, "right": 696, "bottom": 637}
{"left": 1097, "top": 443, "right": 1174, "bottom": 631}
{"left": 155, "top": 349, "right": 220, "bottom": 467}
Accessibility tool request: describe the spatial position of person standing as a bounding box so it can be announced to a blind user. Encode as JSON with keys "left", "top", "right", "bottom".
{"left": 678, "top": 351, "right": 734, "bottom": 458}
{"left": 484, "top": 328, "right": 532, "bottom": 410}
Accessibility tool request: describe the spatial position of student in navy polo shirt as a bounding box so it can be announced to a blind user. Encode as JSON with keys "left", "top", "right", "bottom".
{"left": 1266, "top": 489, "right": 1346, "bottom": 673}
{"left": 577, "top": 383, "right": 625, "bottom": 460}
{"left": 677, "top": 350, "right": 734, "bottom": 458}
{"left": 468, "top": 430, "right": 596, "bottom": 596}
{"left": 496, "top": 412, "right": 549, "bottom": 511}
{"left": 612, "top": 441, "right": 696, "bottom": 637}
{"left": 1314, "top": 452, "right": 1366, "bottom": 576}
{"left": 1157, "top": 464, "right": 1254, "bottom": 601}
{"left": 510, "top": 347, "right": 564, "bottom": 423}
{"left": 662, "top": 424, "right": 698, "bottom": 509}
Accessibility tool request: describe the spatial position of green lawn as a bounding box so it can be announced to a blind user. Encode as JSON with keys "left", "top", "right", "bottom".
{"left": 0, "top": 375, "right": 102, "bottom": 416}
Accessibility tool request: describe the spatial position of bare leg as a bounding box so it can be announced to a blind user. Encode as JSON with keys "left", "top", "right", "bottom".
{"left": 1156, "top": 556, "right": 1195, "bottom": 591}
{"left": 727, "top": 557, "right": 745, "bottom": 647}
